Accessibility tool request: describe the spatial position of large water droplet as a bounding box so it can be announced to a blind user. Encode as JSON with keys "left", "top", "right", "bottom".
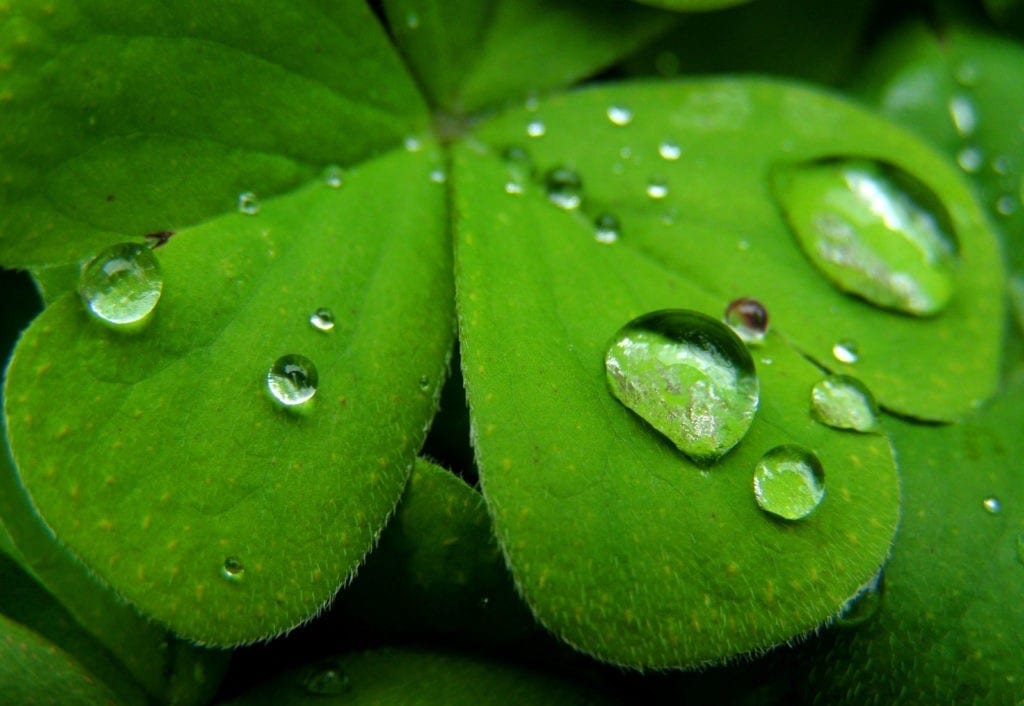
{"left": 605, "top": 310, "right": 759, "bottom": 464}
{"left": 983, "top": 496, "right": 1001, "bottom": 514}
{"left": 302, "top": 659, "right": 351, "bottom": 695}
{"left": 594, "top": 213, "right": 620, "bottom": 244}
{"left": 836, "top": 570, "right": 884, "bottom": 627}
{"left": 724, "top": 297, "right": 768, "bottom": 345}
{"left": 267, "top": 355, "right": 319, "bottom": 406}
{"left": 545, "top": 166, "right": 582, "bottom": 210}
{"left": 773, "top": 159, "right": 957, "bottom": 316}
{"left": 309, "top": 308, "right": 335, "bottom": 332}
{"left": 221, "top": 556, "right": 245, "bottom": 582}
{"left": 832, "top": 339, "right": 859, "bottom": 364}
{"left": 811, "top": 375, "right": 878, "bottom": 432}
{"left": 607, "top": 104, "right": 633, "bottom": 126}
{"left": 79, "top": 243, "right": 163, "bottom": 326}
{"left": 753, "top": 445, "right": 826, "bottom": 521}
{"left": 237, "top": 191, "right": 260, "bottom": 215}
{"left": 658, "top": 140, "right": 682, "bottom": 161}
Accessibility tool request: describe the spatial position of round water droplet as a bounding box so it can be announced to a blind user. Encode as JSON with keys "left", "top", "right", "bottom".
{"left": 724, "top": 297, "right": 769, "bottom": 344}
{"left": 405, "top": 11, "right": 420, "bottom": 28}
{"left": 267, "top": 355, "right": 319, "bottom": 406}
{"left": 811, "top": 375, "right": 878, "bottom": 432}
{"left": 221, "top": 556, "right": 245, "bottom": 582}
{"left": 545, "top": 166, "right": 582, "bottom": 210}
{"left": 832, "top": 339, "right": 859, "bottom": 364}
{"left": 526, "top": 119, "right": 546, "bottom": 138}
{"left": 836, "top": 570, "right": 884, "bottom": 627}
{"left": 607, "top": 104, "right": 633, "bottom": 126}
{"left": 991, "top": 155, "right": 1011, "bottom": 176}
{"left": 403, "top": 135, "right": 423, "bottom": 152}
{"left": 309, "top": 308, "right": 335, "bottom": 332}
{"left": 322, "top": 165, "right": 344, "bottom": 188}
{"left": 772, "top": 159, "right": 957, "bottom": 316}
{"left": 605, "top": 310, "right": 759, "bottom": 464}
{"left": 594, "top": 213, "right": 620, "bottom": 244}
{"left": 957, "top": 146, "right": 983, "bottom": 174}
{"left": 983, "top": 496, "right": 1001, "bottom": 514}
{"left": 79, "top": 242, "right": 163, "bottom": 326}
{"left": 302, "top": 659, "right": 351, "bottom": 695}
{"left": 658, "top": 140, "right": 682, "bottom": 161}
{"left": 237, "top": 191, "right": 260, "bottom": 215}
{"left": 753, "top": 445, "right": 826, "bottom": 521}
{"left": 646, "top": 176, "right": 669, "bottom": 200}
{"left": 996, "top": 194, "right": 1017, "bottom": 216}
{"left": 429, "top": 168, "right": 446, "bottom": 184}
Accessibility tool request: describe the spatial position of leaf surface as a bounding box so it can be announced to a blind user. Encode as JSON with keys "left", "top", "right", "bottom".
{"left": 630, "top": 0, "right": 752, "bottom": 11}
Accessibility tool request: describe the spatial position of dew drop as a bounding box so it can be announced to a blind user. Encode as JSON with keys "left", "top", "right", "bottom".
{"left": 221, "top": 556, "right": 245, "bottom": 582}
{"left": 504, "top": 181, "right": 524, "bottom": 195}
{"left": 267, "top": 355, "right": 319, "bottom": 406}
{"left": 957, "top": 146, "right": 983, "bottom": 174}
{"left": 948, "top": 95, "right": 978, "bottom": 137}
{"left": 544, "top": 166, "right": 583, "bottom": 210}
{"left": 832, "top": 339, "right": 859, "bottom": 364}
{"left": 724, "top": 297, "right": 769, "bottom": 345}
{"left": 237, "top": 191, "right": 260, "bottom": 215}
{"left": 836, "top": 570, "right": 884, "bottom": 627}
{"left": 991, "top": 155, "right": 1011, "bottom": 176}
{"left": 526, "top": 119, "right": 546, "bottom": 138}
{"left": 309, "top": 308, "right": 335, "bottom": 332}
{"left": 502, "top": 145, "right": 533, "bottom": 181}
{"left": 658, "top": 140, "right": 682, "bottom": 161}
{"left": 983, "top": 496, "right": 1001, "bottom": 514}
{"left": 811, "top": 375, "right": 878, "bottom": 432}
{"left": 403, "top": 135, "right": 423, "bottom": 152}
{"left": 646, "top": 176, "right": 669, "bottom": 200}
{"left": 753, "top": 445, "right": 826, "bottom": 521}
{"left": 302, "top": 659, "right": 351, "bottom": 695}
{"left": 429, "top": 168, "right": 446, "bottom": 184}
{"left": 419, "top": 375, "right": 430, "bottom": 391}
{"left": 605, "top": 310, "right": 759, "bottom": 464}
{"left": 996, "top": 194, "right": 1017, "bottom": 216}
{"left": 594, "top": 213, "right": 621, "bottom": 244}
{"left": 79, "top": 243, "right": 163, "bottom": 326}
{"left": 607, "top": 104, "right": 633, "bottom": 126}
{"left": 772, "top": 158, "right": 957, "bottom": 316}
{"left": 405, "top": 12, "right": 420, "bottom": 28}
{"left": 322, "top": 165, "right": 344, "bottom": 188}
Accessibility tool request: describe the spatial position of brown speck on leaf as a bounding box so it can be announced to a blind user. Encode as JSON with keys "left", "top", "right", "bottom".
{"left": 145, "top": 230, "right": 176, "bottom": 248}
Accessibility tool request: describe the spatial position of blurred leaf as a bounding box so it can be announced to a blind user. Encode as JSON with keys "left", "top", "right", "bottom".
{"left": 630, "top": 0, "right": 753, "bottom": 11}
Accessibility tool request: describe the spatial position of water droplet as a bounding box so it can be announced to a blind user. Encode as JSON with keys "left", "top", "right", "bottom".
{"left": 619, "top": 146, "right": 633, "bottom": 160}
{"left": 504, "top": 181, "right": 524, "bottom": 195}
{"left": 646, "top": 176, "right": 669, "bottom": 200}
{"left": 957, "top": 146, "right": 983, "bottom": 173}
{"left": 502, "top": 145, "right": 533, "bottom": 181}
{"left": 996, "top": 195, "right": 1018, "bottom": 216}
{"left": 419, "top": 375, "right": 430, "bottom": 391}
{"left": 79, "top": 243, "right": 163, "bottom": 326}
{"left": 607, "top": 104, "right": 633, "bottom": 126}
{"left": 811, "top": 375, "right": 878, "bottom": 432}
{"left": 322, "top": 165, "right": 344, "bottom": 188}
{"left": 302, "top": 659, "right": 351, "bottom": 695}
{"left": 544, "top": 166, "right": 582, "bottom": 210}
{"left": 605, "top": 310, "right": 759, "bottom": 464}
{"left": 983, "top": 496, "right": 1001, "bottom": 514}
{"left": 753, "top": 445, "right": 826, "bottom": 521}
{"left": 405, "top": 12, "right": 420, "bottom": 28}
{"left": 526, "top": 119, "right": 546, "bottom": 138}
{"left": 237, "top": 191, "right": 260, "bottom": 215}
{"left": 429, "top": 168, "right": 446, "bottom": 184}
{"left": 267, "top": 355, "right": 319, "bottom": 406}
{"left": 724, "top": 297, "right": 769, "bottom": 345}
{"left": 594, "top": 213, "right": 620, "bottom": 244}
{"left": 948, "top": 94, "right": 978, "bottom": 137}
{"left": 403, "top": 135, "right": 423, "bottom": 152}
{"left": 991, "top": 155, "right": 1011, "bottom": 175}
{"left": 221, "top": 556, "right": 245, "bottom": 582}
{"left": 832, "top": 339, "right": 859, "bottom": 364}
{"left": 309, "top": 308, "right": 335, "bottom": 332}
{"left": 836, "top": 570, "right": 884, "bottom": 627}
{"left": 658, "top": 140, "right": 682, "bottom": 161}
{"left": 773, "top": 159, "right": 957, "bottom": 316}
{"left": 524, "top": 93, "right": 539, "bottom": 112}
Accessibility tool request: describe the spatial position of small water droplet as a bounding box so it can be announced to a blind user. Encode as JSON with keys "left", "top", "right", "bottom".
{"left": 738, "top": 239, "right": 751, "bottom": 251}
{"left": 996, "top": 194, "right": 1017, "bottom": 216}
{"left": 309, "top": 308, "right": 335, "bottom": 332}
{"left": 832, "top": 339, "right": 859, "bottom": 364}
{"left": 607, "top": 104, "right": 633, "bottom": 126}
{"left": 79, "top": 243, "right": 163, "bottom": 326}
{"left": 753, "top": 445, "right": 826, "bottom": 521}
{"left": 419, "top": 375, "right": 430, "bottom": 391}
{"left": 502, "top": 145, "right": 533, "bottom": 182}
{"left": 405, "top": 12, "right": 420, "bottom": 28}
{"left": 948, "top": 94, "right": 978, "bottom": 137}
{"left": 403, "top": 135, "right": 423, "bottom": 152}
{"left": 221, "top": 556, "right": 245, "bottom": 582}
{"left": 836, "top": 570, "right": 884, "bottom": 627}
{"left": 322, "top": 165, "right": 344, "bottom": 188}
{"left": 646, "top": 176, "right": 669, "bottom": 200}
{"left": 544, "top": 166, "right": 582, "bottom": 210}
{"left": 957, "top": 146, "right": 983, "bottom": 173}
{"left": 504, "top": 181, "right": 524, "bottom": 195}
{"left": 619, "top": 146, "right": 633, "bottom": 160}
{"left": 605, "top": 310, "right": 759, "bottom": 464}
{"left": 237, "top": 191, "right": 260, "bottom": 215}
{"left": 811, "top": 375, "right": 877, "bottom": 432}
{"left": 526, "top": 119, "right": 546, "bottom": 138}
{"left": 267, "top": 355, "right": 319, "bottom": 406}
{"left": 429, "top": 168, "right": 446, "bottom": 184}
{"left": 658, "top": 140, "right": 682, "bottom": 161}
{"left": 983, "top": 496, "right": 1001, "bottom": 514}
{"left": 724, "top": 297, "right": 769, "bottom": 345}
{"left": 991, "top": 155, "right": 1011, "bottom": 175}
{"left": 302, "top": 659, "right": 351, "bottom": 695}
{"left": 524, "top": 94, "right": 539, "bottom": 112}
{"left": 773, "top": 159, "right": 957, "bottom": 316}
{"left": 594, "top": 213, "right": 620, "bottom": 244}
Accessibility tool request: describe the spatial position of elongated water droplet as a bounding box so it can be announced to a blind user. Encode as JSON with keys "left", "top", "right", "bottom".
{"left": 811, "top": 375, "right": 877, "bottom": 432}
{"left": 221, "top": 556, "right": 245, "bottom": 582}
{"left": 526, "top": 119, "right": 546, "bottom": 138}
{"left": 594, "top": 213, "right": 620, "bottom": 244}
{"left": 646, "top": 176, "right": 669, "bottom": 200}
{"left": 303, "top": 659, "right": 351, "bottom": 695}
{"left": 607, "top": 104, "right": 633, "bottom": 126}
{"left": 832, "top": 339, "right": 859, "bottom": 364}
{"left": 658, "top": 140, "right": 682, "bottom": 161}
{"left": 79, "top": 243, "right": 163, "bottom": 326}
{"left": 237, "top": 191, "right": 260, "bottom": 215}
{"left": 724, "top": 297, "right": 768, "bottom": 344}
{"left": 836, "top": 570, "right": 884, "bottom": 627}
{"left": 322, "top": 165, "right": 344, "bottom": 188}
{"left": 753, "top": 445, "right": 825, "bottom": 521}
{"left": 773, "top": 159, "right": 957, "bottom": 316}
{"left": 983, "top": 496, "right": 1001, "bottom": 514}
{"left": 948, "top": 95, "right": 978, "bottom": 137}
{"left": 309, "top": 308, "right": 335, "bottom": 332}
{"left": 545, "top": 166, "right": 582, "bottom": 210}
{"left": 605, "top": 310, "right": 759, "bottom": 464}
{"left": 267, "top": 355, "right": 319, "bottom": 406}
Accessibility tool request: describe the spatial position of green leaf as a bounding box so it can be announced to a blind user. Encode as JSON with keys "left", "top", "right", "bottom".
{"left": 470, "top": 79, "right": 1003, "bottom": 421}
{"left": 802, "top": 387, "right": 1024, "bottom": 705}
{"left": 452, "top": 84, "right": 903, "bottom": 668}
{"left": 219, "top": 647, "right": 616, "bottom": 705}
{"left": 382, "top": 0, "right": 677, "bottom": 113}
{"left": 630, "top": 0, "right": 753, "bottom": 12}
{"left": 337, "top": 458, "right": 535, "bottom": 642}
{"left": 4, "top": 145, "right": 454, "bottom": 645}
{"left": 0, "top": 0, "right": 428, "bottom": 269}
